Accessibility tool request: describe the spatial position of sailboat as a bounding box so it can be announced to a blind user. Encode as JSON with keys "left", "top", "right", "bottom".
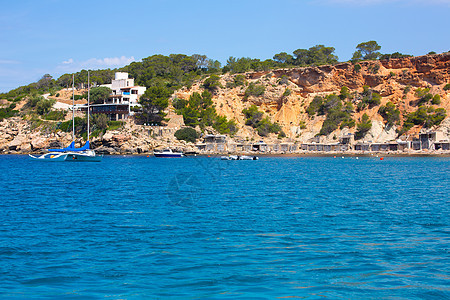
{"left": 29, "top": 72, "right": 102, "bottom": 162}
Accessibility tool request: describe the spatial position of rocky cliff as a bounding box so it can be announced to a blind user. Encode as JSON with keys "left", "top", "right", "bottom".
{"left": 175, "top": 53, "right": 450, "bottom": 144}
{"left": 1, "top": 53, "right": 449, "bottom": 154}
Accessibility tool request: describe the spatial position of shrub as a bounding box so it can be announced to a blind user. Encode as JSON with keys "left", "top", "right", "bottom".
{"left": 306, "top": 96, "right": 323, "bottom": 116}
{"left": 213, "top": 116, "right": 238, "bottom": 136}
{"left": 353, "top": 64, "right": 361, "bottom": 73}
{"left": 378, "top": 102, "right": 400, "bottom": 126}
{"left": 415, "top": 87, "right": 430, "bottom": 98}
{"left": 319, "top": 109, "right": 351, "bottom": 135}
{"left": 339, "top": 86, "right": 350, "bottom": 100}
{"left": 357, "top": 88, "right": 381, "bottom": 111}
{"left": 278, "top": 75, "right": 290, "bottom": 85}
{"left": 282, "top": 88, "right": 291, "bottom": 97}
{"left": 173, "top": 98, "right": 188, "bottom": 110}
{"left": 340, "top": 118, "right": 355, "bottom": 129}
{"left": 202, "top": 75, "right": 222, "bottom": 92}
{"left": 401, "top": 106, "right": 447, "bottom": 133}
{"left": 244, "top": 82, "right": 265, "bottom": 99}
{"left": 403, "top": 86, "right": 411, "bottom": 95}
{"left": 355, "top": 113, "right": 372, "bottom": 140}
{"left": 371, "top": 64, "right": 380, "bottom": 74}
{"left": 44, "top": 110, "right": 66, "bottom": 121}
{"left": 174, "top": 127, "right": 199, "bottom": 143}
{"left": 107, "top": 120, "right": 124, "bottom": 131}
{"left": 278, "top": 131, "right": 286, "bottom": 139}
{"left": 0, "top": 106, "right": 18, "bottom": 121}
{"left": 243, "top": 105, "right": 281, "bottom": 136}
{"left": 320, "top": 94, "right": 342, "bottom": 115}
{"left": 417, "top": 93, "right": 433, "bottom": 106}
{"left": 256, "top": 117, "right": 281, "bottom": 137}
{"left": 36, "top": 98, "right": 55, "bottom": 115}
{"left": 58, "top": 116, "right": 85, "bottom": 133}
{"left": 226, "top": 74, "right": 246, "bottom": 88}
{"left": 431, "top": 94, "right": 441, "bottom": 105}
{"left": 444, "top": 83, "right": 450, "bottom": 91}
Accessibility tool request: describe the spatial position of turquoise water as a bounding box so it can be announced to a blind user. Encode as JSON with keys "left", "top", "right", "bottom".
{"left": 0, "top": 155, "right": 449, "bottom": 299}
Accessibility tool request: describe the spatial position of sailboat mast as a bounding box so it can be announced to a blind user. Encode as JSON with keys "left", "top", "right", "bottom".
{"left": 87, "top": 71, "right": 90, "bottom": 142}
{"left": 72, "top": 74, "right": 75, "bottom": 143}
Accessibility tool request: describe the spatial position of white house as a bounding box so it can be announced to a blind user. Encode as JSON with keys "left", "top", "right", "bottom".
{"left": 92, "top": 72, "right": 146, "bottom": 121}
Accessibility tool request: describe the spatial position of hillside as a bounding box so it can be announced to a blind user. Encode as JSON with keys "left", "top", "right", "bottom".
{"left": 1, "top": 53, "right": 449, "bottom": 154}
{"left": 175, "top": 53, "right": 450, "bottom": 144}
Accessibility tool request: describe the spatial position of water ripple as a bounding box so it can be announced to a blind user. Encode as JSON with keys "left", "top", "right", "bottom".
{"left": 0, "top": 155, "right": 448, "bottom": 299}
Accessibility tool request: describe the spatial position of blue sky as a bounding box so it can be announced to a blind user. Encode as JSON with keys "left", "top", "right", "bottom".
{"left": 0, "top": 0, "right": 449, "bottom": 93}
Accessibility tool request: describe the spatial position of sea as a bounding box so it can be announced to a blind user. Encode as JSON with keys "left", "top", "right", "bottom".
{"left": 0, "top": 155, "right": 449, "bottom": 299}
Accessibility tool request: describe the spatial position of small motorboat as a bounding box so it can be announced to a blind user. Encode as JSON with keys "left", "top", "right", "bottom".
{"left": 221, "top": 155, "right": 239, "bottom": 160}
{"left": 154, "top": 149, "right": 184, "bottom": 157}
{"left": 239, "top": 155, "right": 259, "bottom": 160}
{"left": 220, "top": 155, "right": 258, "bottom": 160}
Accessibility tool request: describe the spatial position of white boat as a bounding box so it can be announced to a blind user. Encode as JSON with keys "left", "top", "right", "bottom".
{"left": 154, "top": 149, "right": 184, "bottom": 158}
{"left": 220, "top": 155, "right": 258, "bottom": 160}
{"left": 239, "top": 155, "right": 259, "bottom": 160}
{"left": 29, "top": 72, "right": 102, "bottom": 162}
{"left": 221, "top": 155, "right": 239, "bottom": 160}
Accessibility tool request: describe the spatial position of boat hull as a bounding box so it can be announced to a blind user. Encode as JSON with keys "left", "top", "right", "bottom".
{"left": 154, "top": 153, "right": 183, "bottom": 158}
{"left": 29, "top": 152, "right": 103, "bottom": 162}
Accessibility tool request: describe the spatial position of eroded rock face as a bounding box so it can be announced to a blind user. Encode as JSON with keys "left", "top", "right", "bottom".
{"left": 1, "top": 54, "right": 449, "bottom": 153}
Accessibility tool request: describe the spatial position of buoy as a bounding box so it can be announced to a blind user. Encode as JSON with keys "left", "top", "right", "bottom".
{"left": 333, "top": 156, "right": 336, "bottom": 158}
{"left": 147, "top": 155, "right": 149, "bottom": 157}
{"left": 208, "top": 155, "right": 211, "bottom": 157}
{"left": 356, "top": 157, "right": 359, "bottom": 160}
{"left": 380, "top": 157, "right": 384, "bottom": 161}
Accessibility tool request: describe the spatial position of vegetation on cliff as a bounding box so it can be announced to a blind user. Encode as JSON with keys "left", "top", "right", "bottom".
{"left": 174, "top": 90, "right": 237, "bottom": 135}
{"left": 306, "top": 89, "right": 355, "bottom": 136}
{"left": 242, "top": 105, "right": 283, "bottom": 137}
{"left": 174, "top": 127, "right": 199, "bottom": 143}
{"left": 0, "top": 41, "right": 449, "bottom": 146}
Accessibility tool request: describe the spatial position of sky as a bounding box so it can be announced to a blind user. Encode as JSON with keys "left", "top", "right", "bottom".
{"left": 0, "top": 0, "right": 449, "bottom": 93}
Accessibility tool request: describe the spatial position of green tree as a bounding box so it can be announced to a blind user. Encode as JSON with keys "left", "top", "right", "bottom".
{"left": 202, "top": 75, "right": 222, "bottom": 92}
{"left": 243, "top": 105, "right": 264, "bottom": 127}
{"left": 339, "top": 86, "right": 351, "bottom": 100}
{"left": 89, "top": 86, "right": 112, "bottom": 104}
{"left": 293, "top": 45, "right": 338, "bottom": 66}
{"left": 242, "top": 105, "right": 281, "bottom": 136}
{"left": 306, "top": 96, "right": 324, "bottom": 116}
{"left": 36, "top": 74, "right": 54, "bottom": 90}
{"left": 355, "top": 113, "right": 372, "bottom": 139}
{"left": 431, "top": 94, "right": 441, "bottom": 105}
{"left": 36, "top": 98, "right": 55, "bottom": 115}
{"left": 136, "top": 86, "right": 171, "bottom": 125}
{"left": 273, "top": 52, "right": 294, "bottom": 65}
{"left": 352, "top": 41, "right": 381, "bottom": 61}
{"left": 174, "top": 127, "right": 199, "bottom": 143}
{"left": 378, "top": 102, "right": 400, "bottom": 126}
{"left": 380, "top": 52, "right": 412, "bottom": 60}
{"left": 91, "top": 113, "right": 109, "bottom": 131}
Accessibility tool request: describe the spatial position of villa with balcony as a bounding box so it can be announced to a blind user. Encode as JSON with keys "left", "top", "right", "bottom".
{"left": 91, "top": 72, "right": 146, "bottom": 121}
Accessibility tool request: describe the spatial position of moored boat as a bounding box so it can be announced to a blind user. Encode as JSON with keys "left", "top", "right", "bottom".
{"left": 154, "top": 149, "right": 184, "bottom": 157}
{"left": 29, "top": 72, "right": 102, "bottom": 162}
{"left": 220, "top": 155, "right": 258, "bottom": 160}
